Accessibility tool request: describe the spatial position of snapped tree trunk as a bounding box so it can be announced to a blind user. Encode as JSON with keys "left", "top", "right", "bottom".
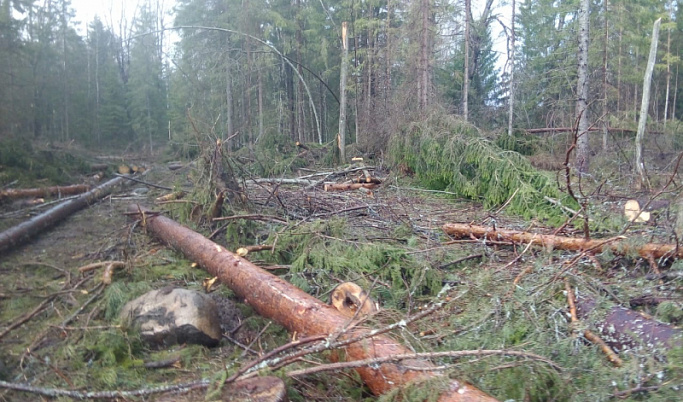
{"left": 635, "top": 18, "right": 662, "bottom": 190}
{"left": 127, "top": 205, "right": 495, "bottom": 401}
{"left": 443, "top": 222, "right": 683, "bottom": 259}
{"left": 0, "top": 175, "right": 131, "bottom": 253}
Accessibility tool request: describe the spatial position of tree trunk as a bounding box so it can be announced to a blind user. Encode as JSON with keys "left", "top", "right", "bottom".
{"left": 418, "top": 0, "right": 431, "bottom": 110}
{"left": 0, "top": 175, "right": 132, "bottom": 254}
{"left": 601, "top": 0, "right": 609, "bottom": 151}
{"left": 575, "top": 0, "right": 590, "bottom": 173}
{"left": 635, "top": 18, "right": 662, "bottom": 190}
{"left": 338, "top": 22, "right": 349, "bottom": 163}
{"left": 462, "top": 0, "right": 470, "bottom": 120}
{"left": 127, "top": 205, "right": 495, "bottom": 401}
{"left": 507, "top": 0, "right": 515, "bottom": 137}
{"left": 442, "top": 222, "right": 683, "bottom": 259}
{"left": 664, "top": 0, "right": 673, "bottom": 127}
{"left": 0, "top": 184, "right": 90, "bottom": 201}
{"left": 576, "top": 296, "right": 680, "bottom": 353}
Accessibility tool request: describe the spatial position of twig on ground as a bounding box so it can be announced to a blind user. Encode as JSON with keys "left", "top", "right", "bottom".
{"left": 0, "top": 295, "right": 57, "bottom": 340}
{"left": 564, "top": 279, "right": 623, "bottom": 367}
{"left": 0, "top": 379, "right": 209, "bottom": 399}
{"left": 286, "top": 349, "right": 562, "bottom": 377}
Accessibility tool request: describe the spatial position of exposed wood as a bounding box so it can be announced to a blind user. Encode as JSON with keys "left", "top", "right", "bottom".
{"left": 328, "top": 282, "right": 379, "bottom": 318}
{"left": 127, "top": 205, "right": 495, "bottom": 401}
{"left": 0, "top": 184, "right": 89, "bottom": 201}
{"left": 0, "top": 175, "right": 134, "bottom": 254}
{"left": 324, "top": 183, "right": 378, "bottom": 192}
{"left": 442, "top": 223, "right": 683, "bottom": 259}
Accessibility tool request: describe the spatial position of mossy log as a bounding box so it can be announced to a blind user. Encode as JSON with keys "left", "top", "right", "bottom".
{"left": 443, "top": 223, "right": 683, "bottom": 259}
{"left": 0, "top": 184, "right": 90, "bottom": 201}
{"left": 0, "top": 176, "right": 129, "bottom": 254}
{"left": 127, "top": 204, "right": 496, "bottom": 401}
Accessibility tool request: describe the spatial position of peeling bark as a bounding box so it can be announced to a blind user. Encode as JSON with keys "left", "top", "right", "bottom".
{"left": 443, "top": 223, "right": 683, "bottom": 259}
{"left": 0, "top": 184, "right": 89, "bottom": 201}
{"left": 324, "top": 183, "right": 378, "bottom": 192}
{"left": 128, "top": 205, "right": 495, "bottom": 401}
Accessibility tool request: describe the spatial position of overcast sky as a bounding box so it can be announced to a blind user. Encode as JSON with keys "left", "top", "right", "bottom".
{"left": 70, "top": 0, "right": 176, "bottom": 34}
{"left": 68, "top": 0, "right": 510, "bottom": 72}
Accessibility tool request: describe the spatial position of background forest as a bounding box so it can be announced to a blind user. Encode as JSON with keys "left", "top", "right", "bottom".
{"left": 0, "top": 0, "right": 680, "bottom": 166}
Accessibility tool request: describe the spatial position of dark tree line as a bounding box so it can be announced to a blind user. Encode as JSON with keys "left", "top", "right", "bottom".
{"left": 1, "top": 0, "right": 682, "bottom": 168}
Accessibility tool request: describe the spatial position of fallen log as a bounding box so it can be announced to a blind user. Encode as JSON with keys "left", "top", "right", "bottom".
{"left": 324, "top": 182, "right": 378, "bottom": 192}
{"left": 576, "top": 296, "right": 681, "bottom": 353}
{"left": 0, "top": 184, "right": 90, "bottom": 201}
{"left": 127, "top": 204, "right": 496, "bottom": 401}
{"left": 0, "top": 176, "right": 131, "bottom": 254}
{"left": 443, "top": 223, "right": 683, "bottom": 259}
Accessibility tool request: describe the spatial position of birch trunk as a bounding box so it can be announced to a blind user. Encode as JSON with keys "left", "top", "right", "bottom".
{"left": 507, "top": 0, "right": 515, "bottom": 137}
{"left": 575, "top": 0, "right": 590, "bottom": 173}
{"left": 635, "top": 18, "right": 662, "bottom": 190}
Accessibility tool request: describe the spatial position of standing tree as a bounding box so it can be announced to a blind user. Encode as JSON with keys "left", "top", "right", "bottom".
{"left": 635, "top": 18, "right": 662, "bottom": 190}
{"left": 575, "top": 0, "right": 590, "bottom": 173}
{"left": 507, "top": 0, "right": 516, "bottom": 137}
{"left": 463, "top": 0, "right": 470, "bottom": 121}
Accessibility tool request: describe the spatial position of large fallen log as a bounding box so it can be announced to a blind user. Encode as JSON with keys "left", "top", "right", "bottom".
{"left": 0, "top": 176, "right": 130, "bottom": 253}
{"left": 443, "top": 223, "right": 683, "bottom": 259}
{"left": 576, "top": 296, "right": 681, "bottom": 353}
{"left": 127, "top": 204, "right": 496, "bottom": 401}
{"left": 0, "top": 184, "right": 90, "bottom": 201}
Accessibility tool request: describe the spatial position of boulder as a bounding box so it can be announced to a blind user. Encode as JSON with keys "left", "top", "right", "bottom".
{"left": 120, "top": 287, "right": 222, "bottom": 348}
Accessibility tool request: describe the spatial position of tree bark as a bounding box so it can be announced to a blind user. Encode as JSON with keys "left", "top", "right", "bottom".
{"left": 127, "top": 205, "right": 495, "bottom": 401}
{"left": 442, "top": 222, "right": 683, "bottom": 259}
{"left": 462, "top": 0, "right": 470, "bottom": 120}
{"left": 601, "top": 0, "right": 609, "bottom": 151}
{"left": 663, "top": 5, "right": 671, "bottom": 127}
{"left": 0, "top": 176, "right": 130, "bottom": 253}
{"left": 507, "top": 0, "right": 515, "bottom": 137}
{"left": 576, "top": 296, "right": 680, "bottom": 353}
{"left": 338, "top": 22, "right": 349, "bottom": 163}
{"left": 575, "top": 0, "right": 590, "bottom": 173}
{"left": 0, "top": 184, "right": 90, "bottom": 201}
{"left": 635, "top": 18, "right": 662, "bottom": 190}
{"left": 324, "top": 183, "right": 378, "bottom": 192}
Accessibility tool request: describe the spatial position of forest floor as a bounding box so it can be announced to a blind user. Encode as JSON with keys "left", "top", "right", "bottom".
{"left": 0, "top": 141, "right": 681, "bottom": 401}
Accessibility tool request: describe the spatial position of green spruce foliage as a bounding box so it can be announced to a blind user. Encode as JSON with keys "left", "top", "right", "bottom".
{"left": 389, "top": 112, "right": 577, "bottom": 224}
